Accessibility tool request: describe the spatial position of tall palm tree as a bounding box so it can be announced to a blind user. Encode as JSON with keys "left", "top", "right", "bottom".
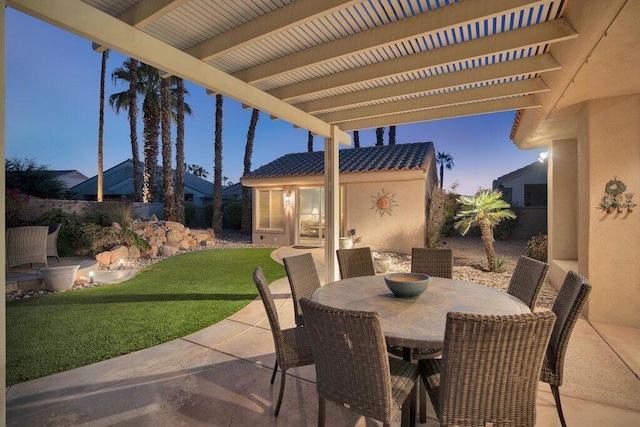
{"left": 307, "top": 130, "right": 313, "bottom": 152}
{"left": 436, "top": 152, "right": 455, "bottom": 189}
{"left": 138, "top": 64, "right": 163, "bottom": 203}
{"left": 375, "top": 127, "right": 384, "bottom": 146}
{"left": 454, "top": 190, "right": 516, "bottom": 271}
{"left": 174, "top": 77, "right": 186, "bottom": 224}
{"left": 242, "top": 108, "right": 260, "bottom": 234}
{"left": 388, "top": 125, "right": 396, "bottom": 145}
{"left": 353, "top": 130, "right": 360, "bottom": 148}
{"left": 97, "top": 49, "right": 109, "bottom": 202}
{"left": 160, "top": 76, "right": 175, "bottom": 220}
{"left": 212, "top": 94, "right": 224, "bottom": 234}
{"left": 109, "top": 58, "right": 140, "bottom": 201}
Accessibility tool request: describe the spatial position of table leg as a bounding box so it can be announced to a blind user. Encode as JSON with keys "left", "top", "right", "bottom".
{"left": 401, "top": 347, "right": 416, "bottom": 426}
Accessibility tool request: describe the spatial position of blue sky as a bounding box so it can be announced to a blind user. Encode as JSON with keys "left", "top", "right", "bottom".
{"left": 5, "top": 8, "right": 544, "bottom": 196}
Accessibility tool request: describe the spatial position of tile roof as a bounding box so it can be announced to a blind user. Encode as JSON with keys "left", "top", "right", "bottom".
{"left": 244, "top": 142, "right": 434, "bottom": 179}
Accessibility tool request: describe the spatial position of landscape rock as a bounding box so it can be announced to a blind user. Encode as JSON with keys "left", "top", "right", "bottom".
{"left": 158, "top": 245, "right": 179, "bottom": 257}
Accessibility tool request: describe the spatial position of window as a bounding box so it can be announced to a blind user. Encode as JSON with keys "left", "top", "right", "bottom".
{"left": 257, "top": 189, "right": 284, "bottom": 230}
{"left": 524, "top": 184, "right": 547, "bottom": 207}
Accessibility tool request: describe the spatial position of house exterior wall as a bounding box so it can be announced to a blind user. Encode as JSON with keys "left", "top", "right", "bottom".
{"left": 496, "top": 165, "right": 547, "bottom": 206}
{"left": 577, "top": 94, "right": 640, "bottom": 327}
{"left": 344, "top": 179, "right": 426, "bottom": 254}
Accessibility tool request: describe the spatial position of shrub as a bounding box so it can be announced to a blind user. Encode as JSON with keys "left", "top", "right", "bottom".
{"left": 184, "top": 201, "right": 197, "bottom": 226}
{"left": 494, "top": 202, "right": 520, "bottom": 241}
{"left": 223, "top": 201, "right": 242, "bottom": 230}
{"left": 204, "top": 203, "right": 213, "bottom": 227}
{"left": 440, "top": 191, "right": 459, "bottom": 237}
{"left": 85, "top": 202, "right": 134, "bottom": 228}
{"left": 36, "top": 209, "right": 85, "bottom": 257}
{"left": 6, "top": 188, "right": 30, "bottom": 228}
{"left": 526, "top": 233, "right": 548, "bottom": 262}
{"left": 426, "top": 188, "right": 447, "bottom": 247}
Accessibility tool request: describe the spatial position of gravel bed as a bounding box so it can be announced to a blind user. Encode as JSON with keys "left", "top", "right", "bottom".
{"left": 373, "top": 236, "right": 556, "bottom": 309}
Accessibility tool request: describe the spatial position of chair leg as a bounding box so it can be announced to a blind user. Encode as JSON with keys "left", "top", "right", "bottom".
{"left": 420, "top": 378, "right": 427, "bottom": 423}
{"left": 318, "top": 395, "right": 325, "bottom": 427}
{"left": 550, "top": 384, "right": 567, "bottom": 427}
{"left": 274, "top": 370, "right": 287, "bottom": 417}
{"left": 270, "top": 360, "right": 278, "bottom": 384}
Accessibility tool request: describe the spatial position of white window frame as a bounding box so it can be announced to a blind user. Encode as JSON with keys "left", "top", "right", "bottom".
{"left": 256, "top": 188, "right": 285, "bottom": 231}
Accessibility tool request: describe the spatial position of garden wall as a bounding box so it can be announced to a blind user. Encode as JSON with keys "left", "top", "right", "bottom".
{"left": 16, "top": 198, "right": 165, "bottom": 222}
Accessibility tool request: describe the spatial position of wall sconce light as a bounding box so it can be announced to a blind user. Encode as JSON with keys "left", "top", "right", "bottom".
{"left": 284, "top": 191, "right": 291, "bottom": 205}
{"left": 598, "top": 177, "right": 635, "bottom": 213}
{"left": 538, "top": 151, "right": 548, "bottom": 163}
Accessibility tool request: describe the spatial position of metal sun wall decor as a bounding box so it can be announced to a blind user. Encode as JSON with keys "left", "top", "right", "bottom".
{"left": 598, "top": 176, "right": 636, "bottom": 213}
{"left": 371, "top": 188, "right": 398, "bottom": 217}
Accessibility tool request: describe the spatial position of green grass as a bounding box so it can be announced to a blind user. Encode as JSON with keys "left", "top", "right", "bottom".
{"left": 6, "top": 248, "right": 284, "bottom": 386}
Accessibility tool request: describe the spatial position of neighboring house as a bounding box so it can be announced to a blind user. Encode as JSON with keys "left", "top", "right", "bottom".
{"left": 493, "top": 161, "right": 547, "bottom": 207}
{"left": 45, "top": 170, "right": 89, "bottom": 189}
{"left": 240, "top": 142, "right": 437, "bottom": 254}
{"left": 71, "top": 159, "right": 213, "bottom": 208}
{"left": 222, "top": 182, "right": 243, "bottom": 203}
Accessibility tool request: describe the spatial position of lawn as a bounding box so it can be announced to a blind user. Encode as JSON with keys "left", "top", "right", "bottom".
{"left": 6, "top": 247, "right": 284, "bottom": 386}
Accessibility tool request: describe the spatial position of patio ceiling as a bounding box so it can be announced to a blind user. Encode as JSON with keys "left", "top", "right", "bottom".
{"left": 9, "top": 0, "right": 578, "bottom": 139}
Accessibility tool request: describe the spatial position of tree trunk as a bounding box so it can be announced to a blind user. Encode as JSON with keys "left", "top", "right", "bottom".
{"left": 375, "top": 127, "right": 384, "bottom": 146}
{"left": 175, "top": 78, "right": 186, "bottom": 224}
{"left": 97, "top": 49, "right": 108, "bottom": 202}
{"left": 142, "top": 99, "right": 160, "bottom": 203}
{"left": 389, "top": 125, "right": 396, "bottom": 145}
{"left": 439, "top": 163, "right": 444, "bottom": 189}
{"left": 241, "top": 108, "right": 260, "bottom": 234}
{"left": 307, "top": 130, "right": 313, "bottom": 152}
{"left": 212, "top": 94, "right": 224, "bottom": 234}
{"left": 161, "top": 77, "right": 175, "bottom": 220}
{"left": 480, "top": 220, "right": 497, "bottom": 271}
{"left": 128, "top": 59, "right": 141, "bottom": 202}
{"left": 353, "top": 130, "right": 360, "bottom": 148}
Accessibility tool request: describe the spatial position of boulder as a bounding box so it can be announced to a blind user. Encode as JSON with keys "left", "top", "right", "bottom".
{"left": 158, "top": 244, "right": 179, "bottom": 257}
{"left": 166, "top": 229, "right": 183, "bottom": 243}
{"left": 96, "top": 251, "right": 112, "bottom": 267}
{"left": 166, "top": 221, "right": 185, "bottom": 232}
{"left": 109, "top": 245, "right": 129, "bottom": 264}
{"left": 128, "top": 246, "right": 141, "bottom": 259}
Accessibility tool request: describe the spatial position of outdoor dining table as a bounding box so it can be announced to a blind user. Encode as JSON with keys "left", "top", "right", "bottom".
{"left": 311, "top": 274, "right": 530, "bottom": 426}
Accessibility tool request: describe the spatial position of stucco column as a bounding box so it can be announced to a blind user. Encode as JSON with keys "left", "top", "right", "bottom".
{"left": 324, "top": 126, "right": 340, "bottom": 283}
{"left": 1, "top": 0, "right": 7, "bottom": 416}
{"left": 547, "top": 139, "right": 578, "bottom": 288}
{"left": 578, "top": 94, "right": 640, "bottom": 327}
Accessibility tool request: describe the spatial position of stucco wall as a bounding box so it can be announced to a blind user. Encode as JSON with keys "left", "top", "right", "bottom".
{"left": 578, "top": 94, "right": 640, "bottom": 327}
{"left": 500, "top": 165, "right": 547, "bottom": 205}
{"left": 344, "top": 180, "right": 426, "bottom": 254}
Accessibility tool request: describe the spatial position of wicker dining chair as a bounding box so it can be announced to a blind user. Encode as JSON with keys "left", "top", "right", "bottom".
{"left": 336, "top": 247, "right": 375, "bottom": 279}
{"left": 299, "top": 298, "right": 418, "bottom": 427}
{"left": 507, "top": 255, "right": 549, "bottom": 311}
{"left": 420, "top": 311, "right": 556, "bottom": 427}
{"left": 541, "top": 270, "right": 591, "bottom": 427}
{"left": 252, "top": 267, "right": 315, "bottom": 416}
{"left": 411, "top": 247, "right": 453, "bottom": 279}
{"left": 283, "top": 253, "right": 321, "bottom": 327}
{"left": 46, "top": 223, "right": 62, "bottom": 262}
{"left": 6, "top": 226, "right": 49, "bottom": 268}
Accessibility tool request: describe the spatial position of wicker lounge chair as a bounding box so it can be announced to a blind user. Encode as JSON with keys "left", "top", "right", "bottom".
{"left": 420, "top": 311, "right": 556, "bottom": 427}
{"left": 541, "top": 271, "right": 591, "bottom": 427}
{"left": 283, "top": 253, "right": 321, "bottom": 327}
{"left": 507, "top": 255, "right": 550, "bottom": 311}
{"left": 300, "top": 298, "right": 418, "bottom": 427}
{"left": 252, "top": 267, "right": 314, "bottom": 416}
{"left": 336, "top": 247, "right": 375, "bottom": 279}
{"left": 46, "top": 223, "right": 62, "bottom": 262}
{"left": 411, "top": 247, "right": 453, "bottom": 279}
{"left": 6, "top": 226, "right": 49, "bottom": 268}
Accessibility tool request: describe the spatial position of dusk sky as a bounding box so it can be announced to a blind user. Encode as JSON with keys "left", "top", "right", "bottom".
{"left": 5, "top": 8, "right": 545, "bottom": 196}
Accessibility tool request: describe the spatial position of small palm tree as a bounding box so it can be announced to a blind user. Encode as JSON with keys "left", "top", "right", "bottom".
{"left": 436, "top": 152, "right": 454, "bottom": 189}
{"left": 454, "top": 190, "right": 516, "bottom": 272}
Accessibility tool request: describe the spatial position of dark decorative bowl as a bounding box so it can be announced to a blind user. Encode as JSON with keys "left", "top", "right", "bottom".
{"left": 384, "top": 273, "right": 431, "bottom": 298}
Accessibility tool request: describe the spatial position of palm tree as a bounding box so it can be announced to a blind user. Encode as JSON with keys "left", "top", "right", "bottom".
{"left": 242, "top": 108, "right": 260, "bottom": 234}
{"left": 185, "top": 163, "right": 208, "bottom": 178}
{"left": 174, "top": 78, "right": 186, "bottom": 224}
{"left": 353, "top": 130, "right": 360, "bottom": 148}
{"left": 375, "top": 127, "right": 384, "bottom": 146}
{"left": 307, "top": 130, "right": 313, "bottom": 152}
{"left": 454, "top": 190, "right": 516, "bottom": 271}
{"left": 97, "top": 49, "right": 109, "bottom": 202}
{"left": 109, "top": 58, "right": 140, "bottom": 201}
{"left": 160, "top": 76, "right": 175, "bottom": 220}
{"left": 436, "top": 152, "right": 455, "bottom": 189}
{"left": 388, "top": 125, "right": 396, "bottom": 145}
{"left": 212, "top": 94, "right": 224, "bottom": 234}
{"left": 138, "top": 64, "right": 163, "bottom": 203}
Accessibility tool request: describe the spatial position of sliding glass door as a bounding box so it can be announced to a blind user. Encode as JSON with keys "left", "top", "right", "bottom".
{"left": 297, "top": 187, "right": 344, "bottom": 246}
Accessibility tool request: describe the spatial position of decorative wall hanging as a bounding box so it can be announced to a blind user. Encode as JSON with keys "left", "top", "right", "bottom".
{"left": 598, "top": 176, "right": 635, "bottom": 213}
{"left": 371, "top": 188, "right": 398, "bottom": 217}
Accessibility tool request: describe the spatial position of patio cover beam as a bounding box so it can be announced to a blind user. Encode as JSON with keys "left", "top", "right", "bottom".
{"left": 316, "top": 78, "right": 550, "bottom": 124}
{"left": 268, "top": 18, "right": 577, "bottom": 101}
{"left": 296, "top": 53, "right": 560, "bottom": 114}
{"left": 187, "top": 0, "right": 362, "bottom": 62}
{"left": 8, "top": 0, "right": 351, "bottom": 146}
{"left": 235, "top": 0, "right": 548, "bottom": 84}
{"left": 337, "top": 96, "right": 540, "bottom": 131}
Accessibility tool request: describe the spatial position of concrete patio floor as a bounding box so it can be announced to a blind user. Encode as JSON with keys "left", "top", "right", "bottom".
{"left": 6, "top": 246, "right": 640, "bottom": 426}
